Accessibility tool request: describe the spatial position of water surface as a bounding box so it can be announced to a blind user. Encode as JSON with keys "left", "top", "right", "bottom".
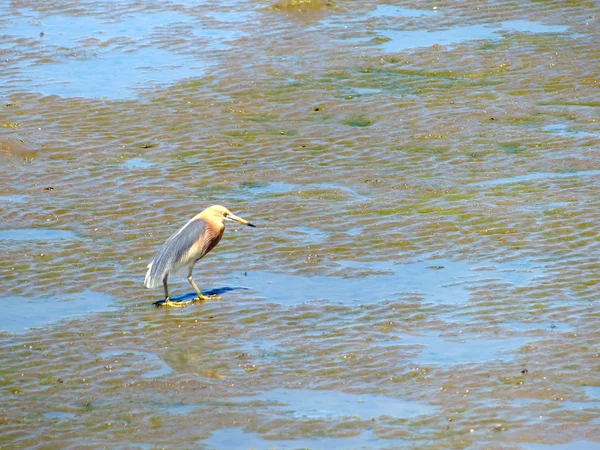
{"left": 1, "top": 0, "right": 599, "bottom": 448}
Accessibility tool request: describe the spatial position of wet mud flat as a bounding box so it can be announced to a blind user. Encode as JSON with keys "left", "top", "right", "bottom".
{"left": 1, "top": 0, "right": 600, "bottom": 448}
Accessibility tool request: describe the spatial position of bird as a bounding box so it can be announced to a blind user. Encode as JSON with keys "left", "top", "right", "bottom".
{"left": 144, "top": 205, "right": 255, "bottom": 307}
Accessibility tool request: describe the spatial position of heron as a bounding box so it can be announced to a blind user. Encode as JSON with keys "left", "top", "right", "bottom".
{"left": 144, "top": 205, "right": 255, "bottom": 307}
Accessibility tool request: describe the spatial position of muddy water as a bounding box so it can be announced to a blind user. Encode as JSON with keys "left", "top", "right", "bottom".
{"left": 1, "top": 0, "right": 599, "bottom": 448}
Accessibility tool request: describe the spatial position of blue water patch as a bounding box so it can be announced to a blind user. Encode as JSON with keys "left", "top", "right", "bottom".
{"left": 0, "top": 10, "right": 194, "bottom": 47}
{"left": 317, "top": 183, "right": 369, "bottom": 201}
{"left": 287, "top": 225, "right": 362, "bottom": 243}
{"left": 247, "top": 388, "right": 436, "bottom": 420}
{"left": 0, "top": 8, "right": 248, "bottom": 98}
{"left": 237, "top": 259, "right": 540, "bottom": 306}
{"left": 205, "top": 10, "right": 257, "bottom": 23}
{"left": 0, "top": 290, "right": 115, "bottom": 334}
{"left": 0, "top": 228, "right": 76, "bottom": 241}
{"left": 504, "top": 321, "right": 573, "bottom": 332}
{"left": 289, "top": 226, "right": 332, "bottom": 244}
{"left": 20, "top": 47, "right": 206, "bottom": 99}
{"left": 543, "top": 124, "right": 598, "bottom": 138}
{"left": 368, "top": 4, "right": 437, "bottom": 18}
{"left": 122, "top": 157, "right": 155, "bottom": 169}
{"left": 241, "top": 181, "right": 368, "bottom": 201}
{"left": 236, "top": 338, "right": 281, "bottom": 355}
{"left": 203, "top": 428, "right": 401, "bottom": 449}
{"left": 167, "top": 404, "right": 200, "bottom": 416}
{"left": 1, "top": 8, "right": 245, "bottom": 49}
{"left": 523, "top": 442, "right": 600, "bottom": 450}
{"left": 400, "top": 331, "right": 534, "bottom": 365}
{"left": 241, "top": 181, "right": 298, "bottom": 195}
{"left": 584, "top": 386, "right": 600, "bottom": 399}
{"left": 0, "top": 195, "right": 26, "bottom": 203}
{"left": 472, "top": 170, "right": 600, "bottom": 187}
{"left": 352, "top": 87, "right": 382, "bottom": 95}
{"left": 372, "top": 21, "right": 569, "bottom": 52}
{"left": 42, "top": 411, "right": 76, "bottom": 421}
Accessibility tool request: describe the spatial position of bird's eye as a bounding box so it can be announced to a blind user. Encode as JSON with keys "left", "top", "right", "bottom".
{"left": 223, "top": 212, "right": 229, "bottom": 217}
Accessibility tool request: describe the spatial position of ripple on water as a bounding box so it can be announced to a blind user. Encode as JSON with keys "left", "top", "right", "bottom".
{"left": 0, "top": 290, "right": 115, "bottom": 334}
{"left": 97, "top": 349, "right": 173, "bottom": 378}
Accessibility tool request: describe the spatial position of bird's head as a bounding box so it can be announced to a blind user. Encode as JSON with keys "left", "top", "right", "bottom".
{"left": 205, "top": 205, "right": 256, "bottom": 227}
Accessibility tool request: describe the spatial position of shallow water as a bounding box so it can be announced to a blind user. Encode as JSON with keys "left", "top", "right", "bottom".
{"left": 0, "top": 291, "right": 115, "bottom": 334}
{"left": 371, "top": 20, "right": 570, "bottom": 53}
{"left": 205, "top": 428, "right": 395, "bottom": 450}
{"left": 0, "top": 228, "right": 77, "bottom": 241}
{"left": 1, "top": 0, "right": 600, "bottom": 448}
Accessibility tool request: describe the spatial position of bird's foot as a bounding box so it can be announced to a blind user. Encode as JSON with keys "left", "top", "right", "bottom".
{"left": 153, "top": 297, "right": 192, "bottom": 308}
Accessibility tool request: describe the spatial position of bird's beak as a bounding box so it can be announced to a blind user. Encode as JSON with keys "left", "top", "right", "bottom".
{"left": 227, "top": 213, "right": 256, "bottom": 228}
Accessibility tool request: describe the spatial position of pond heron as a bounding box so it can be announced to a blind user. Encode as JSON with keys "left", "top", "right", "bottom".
{"left": 144, "top": 205, "right": 255, "bottom": 307}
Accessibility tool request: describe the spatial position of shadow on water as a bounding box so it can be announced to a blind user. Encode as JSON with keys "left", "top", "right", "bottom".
{"left": 0, "top": 290, "right": 115, "bottom": 334}
{"left": 151, "top": 286, "right": 248, "bottom": 307}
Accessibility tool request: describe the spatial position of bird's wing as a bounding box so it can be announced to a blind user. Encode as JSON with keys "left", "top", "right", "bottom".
{"left": 145, "top": 218, "right": 208, "bottom": 287}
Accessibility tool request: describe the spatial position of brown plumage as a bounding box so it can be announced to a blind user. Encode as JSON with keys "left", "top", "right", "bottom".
{"left": 144, "top": 205, "right": 255, "bottom": 307}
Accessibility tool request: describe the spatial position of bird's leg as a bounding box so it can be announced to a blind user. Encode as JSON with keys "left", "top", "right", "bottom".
{"left": 188, "top": 273, "right": 220, "bottom": 301}
{"left": 188, "top": 274, "right": 208, "bottom": 301}
{"left": 163, "top": 276, "right": 169, "bottom": 301}
{"left": 157, "top": 275, "right": 187, "bottom": 308}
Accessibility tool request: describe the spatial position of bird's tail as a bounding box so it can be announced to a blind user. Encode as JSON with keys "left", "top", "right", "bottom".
{"left": 144, "top": 261, "right": 162, "bottom": 288}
